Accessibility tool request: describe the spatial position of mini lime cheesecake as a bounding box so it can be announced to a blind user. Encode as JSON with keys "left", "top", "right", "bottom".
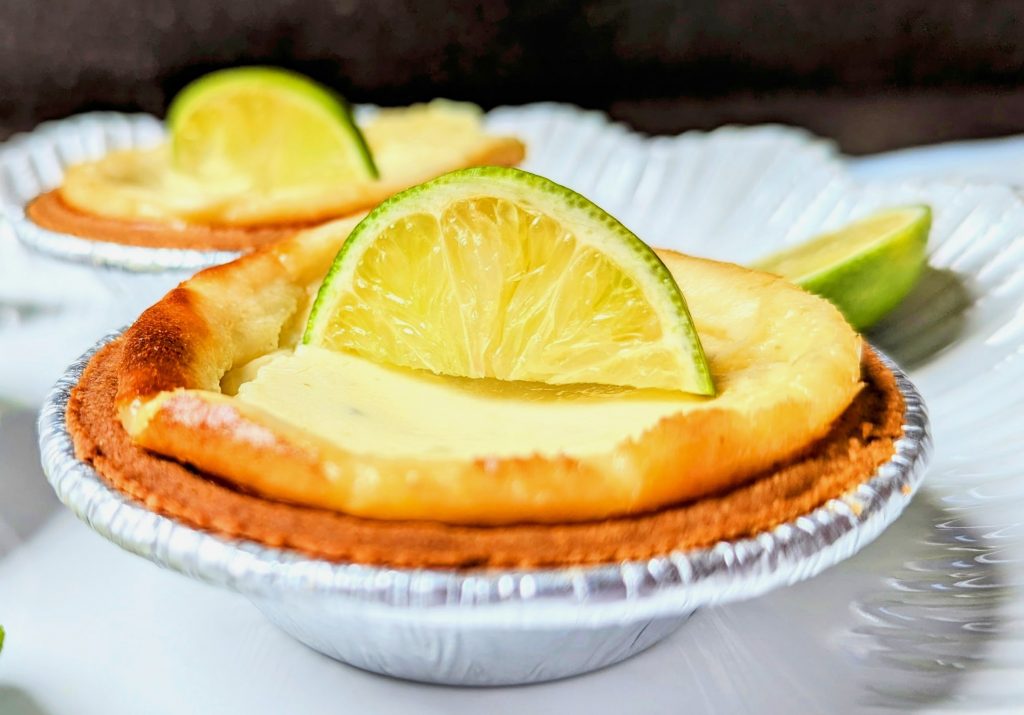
{"left": 27, "top": 68, "right": 525, "bottom": 250}
{"left": 111, "top": 169, "right": 863, "bottom": 525}
{"left": 57, "top": 101, "right": 524, "bottom": 227}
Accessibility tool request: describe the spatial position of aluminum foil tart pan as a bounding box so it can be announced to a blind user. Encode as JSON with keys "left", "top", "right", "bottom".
{"left": 38, "top": 332, "right": 931, "bottom": 686}
{"left": 0, "top": 112, "right": 240, "bottom": 273}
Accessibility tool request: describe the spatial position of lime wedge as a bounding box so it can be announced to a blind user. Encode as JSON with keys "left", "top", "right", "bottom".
{"left": 305, "top": 167, "right": 714, "bottom": 394}
{"left": 167, "top": 67, "right": 377, "bottom": 187}
{"left": 753, "top": 206, "right": 931, "bottom": 330}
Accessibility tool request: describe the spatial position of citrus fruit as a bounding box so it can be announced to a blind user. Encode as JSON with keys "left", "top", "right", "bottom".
{"left": 167, "top": 66, "right": 377, "bottom": 187}
{"left": 304, "top": 166, "right": 714, "bottom": 394}
{"left": 753, "top": 206, "right": 931, "bottom": 330}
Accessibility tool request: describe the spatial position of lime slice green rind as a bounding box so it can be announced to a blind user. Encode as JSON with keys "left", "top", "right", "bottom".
{"left": 304, "top": 166, "right": 715, "bottom": 396}
{"left": 754, "top": 205, "right": 931, "bottom": 331}
{"left": 167, "top": 66, "right": 378, "bottom": 181}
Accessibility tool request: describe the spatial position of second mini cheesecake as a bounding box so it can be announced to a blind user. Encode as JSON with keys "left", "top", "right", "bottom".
{"left": 27, "top": 69, "right": 525, "bottom": 252}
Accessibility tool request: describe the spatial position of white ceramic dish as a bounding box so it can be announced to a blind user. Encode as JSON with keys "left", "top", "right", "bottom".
{"left": 6, "top": 122, "right": 1024, "bottom": 710}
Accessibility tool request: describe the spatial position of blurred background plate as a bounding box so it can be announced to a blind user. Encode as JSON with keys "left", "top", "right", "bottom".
{"left": 0, "top": 104, "right": 845, "bottom": 406}
{"left": 2, "top": 110, "right": 1024, "bottom": 712}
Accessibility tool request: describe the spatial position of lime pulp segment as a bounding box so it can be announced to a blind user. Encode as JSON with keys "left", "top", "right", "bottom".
{"left": 167, "top": 66, "right": 378, "bottom": 186}
{"left": 304, "top": 166, "right": 714, "bottom": 395}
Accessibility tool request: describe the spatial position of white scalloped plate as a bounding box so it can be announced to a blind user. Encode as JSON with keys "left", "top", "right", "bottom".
{"left": 0, "top": 105, "right": 846, "bottom": 405}
{"left": 3, "top": 106, "right": 1024, "bottom": 709}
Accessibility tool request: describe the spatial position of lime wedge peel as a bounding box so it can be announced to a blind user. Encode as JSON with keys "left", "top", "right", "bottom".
{"left": 753, "top": 206, "right": 931, "bottom": 330}
{"left": 304, "top": 166, "right": 714, "bottom": 395}
{"left": 167, "top": 66, "right": 378, "bottom": 185}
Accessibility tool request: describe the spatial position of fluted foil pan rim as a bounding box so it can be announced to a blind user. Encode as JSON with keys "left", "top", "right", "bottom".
{"left": 38, "top": 330, "right": 930, "bottom": 627}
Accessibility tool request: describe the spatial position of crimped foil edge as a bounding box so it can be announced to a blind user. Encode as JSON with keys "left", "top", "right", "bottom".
{"left": 38, "top": 330, "right": 930, "bottom": 627}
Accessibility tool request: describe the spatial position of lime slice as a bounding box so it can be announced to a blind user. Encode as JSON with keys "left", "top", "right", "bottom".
{"left": 167, "top": 67, "right": 377, "bottom": 187}
{"left": 753, "top": 206, "right": 931, "bottom": 330}
{"left": 304, "top": 167, "right": 714, "bottom": 394}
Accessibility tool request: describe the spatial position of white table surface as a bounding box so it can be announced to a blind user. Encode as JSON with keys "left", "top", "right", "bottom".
{"left": 2, "top": 136, "right": 1023, "bottom": 715}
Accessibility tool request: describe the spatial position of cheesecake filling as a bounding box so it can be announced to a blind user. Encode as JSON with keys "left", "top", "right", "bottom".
{"left": 71, "top": 338, "right": 904, "bottom": 566}
{"left": 55, "top": 102, "right": 520, "bottom": 226}
{"left": 113, "top": 245, "right": 865, "bottom": 523}
{"left": 231, "top": 345, "right": 702, "bottom": 460}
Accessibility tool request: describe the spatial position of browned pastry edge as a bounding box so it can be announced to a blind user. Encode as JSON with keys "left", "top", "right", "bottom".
{"left": 27, "top": 190, "right": 314, "bottom": 251}
{"left": 67, "top": 343, "right": 904, "bottom": 569}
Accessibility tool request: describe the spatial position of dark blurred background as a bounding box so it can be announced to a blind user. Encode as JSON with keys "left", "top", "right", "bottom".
{"left": 1, "top": 0, "right": 1022, "bottom": 154}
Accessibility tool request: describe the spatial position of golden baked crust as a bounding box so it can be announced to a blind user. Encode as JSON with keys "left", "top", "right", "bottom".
{"left": 114, "top": 215, "right": 364, "bottom": 404}
{"left": 68, "top": 342, "right": 903, "bottom": 568}
{"left": 27, "top": 191, "right": 316, "bottom": 251}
